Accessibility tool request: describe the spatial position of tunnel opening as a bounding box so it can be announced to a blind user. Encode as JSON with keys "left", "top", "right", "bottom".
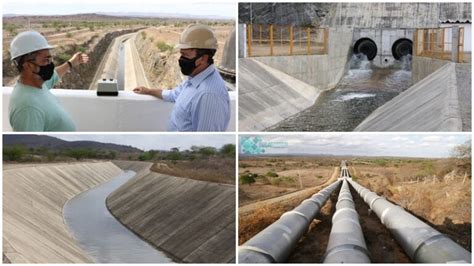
{"left": 392, "top": 38, "right": 412, "bottom": 60}
{"left": 353, "top": 38, "right": 377, "bottom": 61}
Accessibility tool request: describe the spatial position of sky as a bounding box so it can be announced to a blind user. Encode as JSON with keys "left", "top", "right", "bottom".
{"left": 3, "top": 0, "right": 236, "bottom": 19}
{"left": 51, "top": 134, "right": 235, "bottom": 151}
{"left": 240, "top": 133, "right": 471, "bottom": 158}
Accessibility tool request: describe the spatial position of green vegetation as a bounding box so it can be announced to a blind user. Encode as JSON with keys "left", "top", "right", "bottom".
{"left": 220, "top": 144, "right": 236, "bottom": 157}
{"left": 266, "top": 171, "right": 278, "bottom": 177}
{"left": 57, "top": 52, "right": 71, "bottom": 64}
{"left": 66, "top": 32, "right": 72, "bottom": 38}
{"left": 3, "top": 145, "right": 117, "bottom": 162}
{"left": 240, "top": 173, "right": 257, "bottom": 185}
{"left": 3, "top": 145, "right": 27, "bottom": 161}
{"left": 4, "top": 23, "right": 18, "bottom": 35}
{"left": 137, "top": 144, "right": 235, "bottom": 162}
{"left": 156, "top": 41, "right": 173, "bottom": 52}
{"left": 77, "top": 45, "right": 87, "bottom": 53}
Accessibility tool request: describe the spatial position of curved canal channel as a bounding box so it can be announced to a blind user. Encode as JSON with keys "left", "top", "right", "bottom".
{"left": 63, "top": 170, "right": 174, "bottom": 263}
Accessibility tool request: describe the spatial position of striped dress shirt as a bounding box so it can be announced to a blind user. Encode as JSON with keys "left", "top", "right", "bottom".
{"left": 162, "top": 65, "right": 230, "bottom": 131}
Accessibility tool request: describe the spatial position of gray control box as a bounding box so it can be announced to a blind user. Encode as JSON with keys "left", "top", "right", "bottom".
{"left": 97, "top": 78, "right": 118, "bottom": 96}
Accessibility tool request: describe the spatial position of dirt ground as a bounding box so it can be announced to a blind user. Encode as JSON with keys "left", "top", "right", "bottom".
{"left": 150, "top": 157, "right": 235, "bottom": 185}
{"left": 239, "top": 157, "right": 340, "bottom": 206}
{"left": 238, "top": 157, "right": 471, "bottom": 262}
{"left": 139, "top": 25, "right": 233, "bottom": 88}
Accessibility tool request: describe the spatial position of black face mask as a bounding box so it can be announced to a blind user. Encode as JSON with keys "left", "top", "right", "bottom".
{"left": 31, "top": 62, "right": 55, "bottom": 81}
{"left": 178, "top": 55, "right": 200, "bottom": 76}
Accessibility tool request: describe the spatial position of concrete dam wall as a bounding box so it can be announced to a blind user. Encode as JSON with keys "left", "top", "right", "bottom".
{"left": 239, "top": 3, "right": 471, "bottom": 28}
{"left": 3, "top": 162, "right": 123, "bottom": 263}
{"left": 108, "top": 161, "right": 236, "bottom": 263}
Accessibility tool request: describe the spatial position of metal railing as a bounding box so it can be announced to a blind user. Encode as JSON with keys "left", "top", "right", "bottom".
{"left": 246, "top": 24, "right": 329, "bottom": 57}
{"left": 414, "top": 27, "right": 466, "bottom": 63}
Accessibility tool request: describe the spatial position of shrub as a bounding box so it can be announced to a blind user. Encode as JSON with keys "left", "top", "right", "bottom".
{"left": 3, "top": 145, "right": 27, "bottom": 161}
{"left": 240, "top": 173, "right": 256, "bottom": 185}
{"left": 266, "top": 171, "right": 278, "bottom": 177}
{"left": 57, "top": 52, "right": 71, "bottom": 64}
{"left": 156, "top": 41, "right": 173, "bottom": 52}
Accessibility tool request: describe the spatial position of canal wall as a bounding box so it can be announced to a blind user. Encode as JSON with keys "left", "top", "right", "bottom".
{"left": 355, "top": 62, "right": 464, "bottom": 131}
{"left": 3, "top": 162, "right": 123, "bottom": 263}
{"left": 108, "top": 161, "right": 235, "bottom": 263}
{"left": 239, "top": 28, "right": 353, "bottom": 131}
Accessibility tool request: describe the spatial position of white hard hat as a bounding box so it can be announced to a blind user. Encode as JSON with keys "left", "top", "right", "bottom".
{"left": 10, "top": 31, "right": 55, "bottom": 60}
{"left": 176, "top": 24, "right": 218, "bottom": 50}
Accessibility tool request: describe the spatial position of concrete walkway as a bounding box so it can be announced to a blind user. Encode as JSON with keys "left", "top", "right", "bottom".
{"left": 239, "top": 58, "right": 321, "bottom": 131}
{"left": 355, "top": 63, "right": 464, "bottom": 131}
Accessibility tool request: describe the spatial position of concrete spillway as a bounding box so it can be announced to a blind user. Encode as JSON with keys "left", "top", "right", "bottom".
{"left": 355, "top": 62, "right": 465, "bottom": 131}
{"left": 107, "top": 161, "right": 236, "bottom": 263}
{"left": 3, "top": 162, "right": 122, "bottom": 263}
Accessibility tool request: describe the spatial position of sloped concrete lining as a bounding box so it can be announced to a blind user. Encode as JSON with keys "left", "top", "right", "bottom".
{"left": 239, "top": 29, "right": 353, "bottom": 131}
{"left": 107, "top": 161, "right": 235, "bottom": 263}
{"left": 239, "top": 58, "right": 321, "bottom": 131}
{"left": 3, "top": 162, "right": 123, "bottom": 263}
{"left": 355, "top": 63, "right": 463, "bottom": 131}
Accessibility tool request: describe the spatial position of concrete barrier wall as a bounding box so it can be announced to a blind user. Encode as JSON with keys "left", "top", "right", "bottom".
{"left": 3, "top": 162, "right": 123, "bottom": 263}
{"left": 353, "top": 28, "right": 414, "bottom": 68}
{"left": 3, "top": 89, "right": 237, "bottom": 132}
{"left": 254, "top": 28, "right": 353, "bottom": 90}
{"left": 106, "top": 162, "right": 235, "bottom": 263}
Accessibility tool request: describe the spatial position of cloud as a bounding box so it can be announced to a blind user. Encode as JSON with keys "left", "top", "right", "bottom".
{"left": 240, "top": 133, "right": 471, "bottom": 158}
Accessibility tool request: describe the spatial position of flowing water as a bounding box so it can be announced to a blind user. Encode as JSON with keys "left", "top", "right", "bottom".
{"left": 269, "top": 54, "right": 413, "bottom": 131}
{"left": 63, "top": 170, "right": 174, "bottom": 263}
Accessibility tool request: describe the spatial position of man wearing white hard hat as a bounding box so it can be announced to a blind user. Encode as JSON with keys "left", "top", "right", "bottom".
{"left": 9, "top": 31, "right": 89, "bottom": 131}
{"left": 133, "top": 24, "right": 230, "bottom": 132}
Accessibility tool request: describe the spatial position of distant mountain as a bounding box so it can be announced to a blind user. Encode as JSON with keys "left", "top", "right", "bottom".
{"left": 98, "top": 12, "right": 232, "bottom": 20}
{"left": 3, "top": 135, "right": 142, "bottom": 153}
{"left": 3, "top": 12, "right": 232, "bottom": 20}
